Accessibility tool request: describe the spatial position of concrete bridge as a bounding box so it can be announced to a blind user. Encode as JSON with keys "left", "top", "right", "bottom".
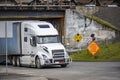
{"left": 0, "top": 0, "right": 120, "bottom": 44}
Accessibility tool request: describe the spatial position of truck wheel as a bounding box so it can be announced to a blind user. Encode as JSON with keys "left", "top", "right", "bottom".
{"left": 9, "top": 56, "right": 13, "bottom": 65}
{"left": 16, "top": 57, "right": 21, "bottom": 67}
{"left": 61, "top": 64, "right": 67, "bottom": 68}
{"left": 12, "top": 57, "right": 17, "bottom": 66}
{"left": 35, "top": 57, "right": 42, "bottom": 69}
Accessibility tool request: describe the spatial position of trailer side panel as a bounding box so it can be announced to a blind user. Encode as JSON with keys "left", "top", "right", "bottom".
{"left": 0, "top": 22, "right": 21, "bottom": 55}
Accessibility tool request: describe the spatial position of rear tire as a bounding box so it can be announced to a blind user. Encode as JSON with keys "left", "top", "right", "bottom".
{"left": 35, "top": 57, "right": 42, "bottom": 69}
{"left": 16, "top": 57, "right": 21, "bottom": 67}
{"left": 9, "top": 56, "right": 13, "bottom": 65}
{"left": 12, "top": 56, "right": 17, "bottom": 66}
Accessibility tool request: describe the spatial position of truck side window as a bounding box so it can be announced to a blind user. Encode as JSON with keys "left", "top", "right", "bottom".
{"left": 24, "top": 37, "right": 27, "bottom": 42}
{"left": 30, "top": 36, "right": 37, "bottom": 47}
{"left": 24, "top": 27, "right": 28, "bottom": 32}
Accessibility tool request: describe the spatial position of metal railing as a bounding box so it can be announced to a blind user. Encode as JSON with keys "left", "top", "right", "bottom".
{"left": 0, "top": 0, "right": 75, "bottom": 10}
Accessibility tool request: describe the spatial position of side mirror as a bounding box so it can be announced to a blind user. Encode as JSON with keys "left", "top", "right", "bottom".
{"left": 30, "top": 36, "right": 37, "bottom": 47}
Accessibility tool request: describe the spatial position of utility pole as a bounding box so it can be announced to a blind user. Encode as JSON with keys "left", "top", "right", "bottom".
{"left": 5, "top": 21, "right": 8, "bottom": 75}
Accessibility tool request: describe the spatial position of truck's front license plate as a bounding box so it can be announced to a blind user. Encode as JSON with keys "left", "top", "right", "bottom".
{"left": 55, "top": 61, "right": 63, "bottom": 64}
{"left": 55, "top": 62, "right": 59, "bottom": 64}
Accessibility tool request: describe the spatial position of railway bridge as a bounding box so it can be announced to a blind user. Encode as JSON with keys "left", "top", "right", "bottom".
{"left": 0, "top": 0, "right": 120, "bottom": 43}
{"left": 0, "top": 0, "right": 119, "bottom": 21}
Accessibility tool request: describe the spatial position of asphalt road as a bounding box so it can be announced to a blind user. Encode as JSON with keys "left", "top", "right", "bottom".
{"left": 0, "top": 62, "right": 120, "bottom": 80}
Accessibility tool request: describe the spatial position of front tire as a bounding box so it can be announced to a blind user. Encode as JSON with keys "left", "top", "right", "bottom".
{"left": 61, "top": 64, "right": 68, "bottom": 68}
{"left": 35, "top": 57, "right": 42, "bottom": 69}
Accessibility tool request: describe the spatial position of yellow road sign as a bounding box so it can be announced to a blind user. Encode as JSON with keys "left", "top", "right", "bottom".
{"left": 74, "top": 33, "right": 82, "bottom": 42}
{"left": 87, "top": 41, "right": 99, "bottom": 55}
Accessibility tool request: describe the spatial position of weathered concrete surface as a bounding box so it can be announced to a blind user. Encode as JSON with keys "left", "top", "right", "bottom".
{"left": 94, "top": 7, "right": 120, "bottom": 30}
{"left": 76, "top": 7, "right": 120, "bottom": 30}
{"left": 65, "top": 8, "right": 117, "bottom": 49}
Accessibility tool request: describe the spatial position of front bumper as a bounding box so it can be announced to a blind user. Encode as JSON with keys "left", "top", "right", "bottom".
{"left": 42, "top": 58, "right": 72, "bottom": 65}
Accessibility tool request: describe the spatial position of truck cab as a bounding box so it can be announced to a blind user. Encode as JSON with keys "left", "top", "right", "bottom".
{"left": 18, "top": 21, "right": 71, "bottom": 68}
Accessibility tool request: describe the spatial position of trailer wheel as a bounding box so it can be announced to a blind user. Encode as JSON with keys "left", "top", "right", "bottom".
{"left": 9, "top": 56, "right": 13, "bottom": 65}
{"left": 16, "top": 57, "right": 21, "bottom": 67}
{"left": 35, "top": 57, "right": 42, "bottom": 69}
{"left": 12, "top": 57, "right": 17, "bottom": 66}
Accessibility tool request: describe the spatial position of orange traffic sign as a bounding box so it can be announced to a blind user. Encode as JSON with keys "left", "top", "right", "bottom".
{"left": 74, "top": 33, "right": 82, "bottom": 42}
{"left": 87, "top": 41, "right": 99, "bottom": 55}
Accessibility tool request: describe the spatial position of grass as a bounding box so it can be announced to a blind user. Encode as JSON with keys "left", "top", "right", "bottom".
{"left": 70, "top": 41, "right": 120, "bottom": 61}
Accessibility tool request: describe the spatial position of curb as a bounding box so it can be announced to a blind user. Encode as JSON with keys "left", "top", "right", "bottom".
{"left": 72, "top": 60, "right": 120, "bottom": 62}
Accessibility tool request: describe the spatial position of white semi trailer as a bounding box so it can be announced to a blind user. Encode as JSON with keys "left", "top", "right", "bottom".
{"left": 0, "top": 21, "right": 71, "bottom": 68}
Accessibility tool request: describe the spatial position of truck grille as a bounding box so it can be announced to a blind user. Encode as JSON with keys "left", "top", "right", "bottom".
{"left": 52, "top": 49, "right": 65, "bottom": 60}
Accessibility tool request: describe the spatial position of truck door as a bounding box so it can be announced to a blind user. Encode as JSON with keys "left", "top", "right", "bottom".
{"left": 30, "top": 36, "right": 38, "bottom": 64}
{"left": 21, "top": 26, "right": 32, "bottom": 65}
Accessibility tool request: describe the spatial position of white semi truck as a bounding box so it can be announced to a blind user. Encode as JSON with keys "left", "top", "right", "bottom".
{"left": 0, "top": 21, "right": 71, "bottom": 68}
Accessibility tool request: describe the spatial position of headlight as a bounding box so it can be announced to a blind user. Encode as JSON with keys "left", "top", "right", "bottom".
{"left": 42, "top": 55, "right": 48, "bottom": 60}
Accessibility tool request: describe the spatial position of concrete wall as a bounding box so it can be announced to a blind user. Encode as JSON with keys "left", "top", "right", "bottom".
{"left": 65, "top": 9, "right": 116, "bottom": 49}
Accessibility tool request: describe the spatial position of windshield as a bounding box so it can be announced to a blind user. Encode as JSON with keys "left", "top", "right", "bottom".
{"left": 37, "top": 35, "right": 60, "bottom": 44}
